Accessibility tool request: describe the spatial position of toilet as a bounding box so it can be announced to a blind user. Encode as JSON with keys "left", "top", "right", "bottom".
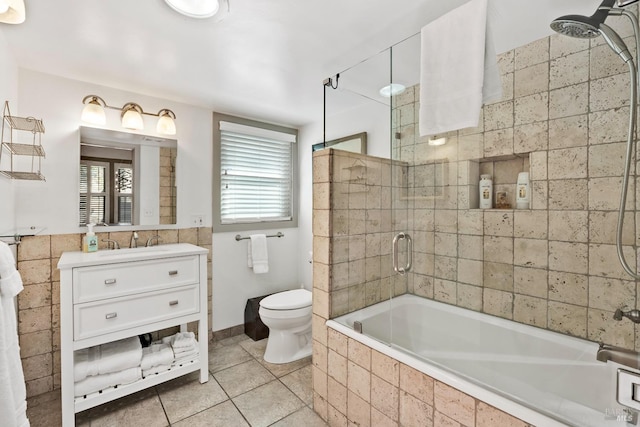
{"left": 259, "top": 289, "right": 312, "bottom": 364}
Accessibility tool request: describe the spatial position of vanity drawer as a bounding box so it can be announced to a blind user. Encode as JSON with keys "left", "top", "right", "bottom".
{"left": 73, "top": 256, "right": 199, "bottom": 303}
{"left": 74, "top": 285, "right": 199, "bottom": 340}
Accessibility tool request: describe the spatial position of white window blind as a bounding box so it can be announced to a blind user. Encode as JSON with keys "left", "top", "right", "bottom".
{"left": 219, "top": 121, "right": 295, "bottom": 224}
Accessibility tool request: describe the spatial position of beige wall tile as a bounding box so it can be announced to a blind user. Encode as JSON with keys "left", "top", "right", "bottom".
{"left": 513, "top": 294, "right": 547, "bottom": 328}
{"left": 483, "top": 288, "right": 513, "bottom": 319}
{"left": 550, "top": 50, "right": 589, "bottom": 90}
{"left": 550, "top": 33, "right": 589, "bottom": 59}
{"left": 483, "top": 261, "right": 513, "bottom": 292}
{"left": 590, "top": 75, "right": 632, "bottom": 112}
{"left": 514, "top": 93, "right": 548, "bottom": 126}
{"left": 327, "top": 403, "right": 347, "bottom": 427}
{"left": 434, "top": 256, "right": 457, "bottom": 281}
{"left": 458, "top": 234, "right": 483, "bottom": 260}
{"left": 19, "top": 306, "right": 51, "bottom": 334}
{"left": 434, "top": 279, "right": 457, "bottom": 304}
{"left": 400, "top": 364, "right": 434, "bottom": 404}
{"left": 549, "top": 115, "right": 588, "bottom": 149}
{"left": 347, "top": 390, "right": 370, "bottom": 427}
{"left": 589, "top": 276, "right": 635, "bottom": 312}
{"left": 589, "top": 177, "right": 633, "bottom": 211}
{"left": 590, "top": 211, "right": 635, "bottom": 245}
{"left": 434, "top": 411, "right": 462, "bottom": 427}
{"left": 313, "top": 365, "right": 328, "bottom": 399}
{"left": 371, "top": 375, "right": 399, "bottom": 422}
{"left": 25, "top": 376, "right": 53, "bottom": 398}
{"left": 22, "top": 352, "right": 52, "bottom": 381}
{"left": 484, "top": 101, "right": 514, "bottom": 132}
{"left": 476, "top": 402, "right": 528, "bottom": 427}
{"left": 548, "top": 301, "right": 587, "bottom": 338}
{"left": 457, "top": 259, "right": 483, "bottom": 287}
{"left": 514, "top": 238, "right": 548, "bottom": 269}
{"left": 371, "top": 407, "right": 397, "bottom": 427}
{"left": 348, "top": 338, "right": 371, "bottom": 370}
{"left": 589, "top": 244, "right": 634, "bottom": 280}
{"left": 547, "top": 147, "right": 587, "bottom": 180}
{"left": 548, "top": 271, "right": 588, "bottom": 306}
{"left": 515, "top": 38, "right": 549, "bottom": 70}
{"left": 548, "top": 210, "right": 588, "bottom": 242}
{"left": 484, "top": 211, "right": 513, "bottom": 237}
{"left": 498, "top": 50, "right": 515, "bottom": 74}
{"left": 327, "top": 376, "right": 347, "bottom": 415}
{"left": 19, "top": 330, "right": 52, "bottom": 358}
{"left": 548, "top": 179, "right": 588, "bottom": 210}
{"left": 400, "top": 391, "right": 434, "bottom": 427}
{"left": 515, "top": 62, "right": 549, "bottom": 97}
{"left": 328, "top": 328, "right": 348, "bottom": 357}
{"left": 483, "top": 129, "right": 514, "bottom": 158}
{"left": 434, "top": 381, "right": 475, "bottom": 426}
{"left": 483, "top": 236, "right": 513, "bottom": 264}
{"left": 458, "top": 210, "right": 483, "bottom": 235}
{"left": 513, "top": 211, "right": 547, "bottom": 239}
{"left": 514, "top": 267, "right": 548, "bottom": 298}
{"left": 589, "top": 143, "right": 627, "bottom": 178}
{"left": 18, "top": 259, "right": 51, "bottom": 285}
{"left": 514, "top": 122, "right": 548, "bottom": 153}
{"left": 372, "top": 350, "right": 399, "bottom": 387}
{"left": 589, "top": 107, "right": 630, "bottom": 145}
{"left": 457, "top": 283, "right": 483, "bottom": 311}
{"left": 549, "top": 83, "right": 589, "bottom": 120}
{"left": 18, "top": 235, "right": 51, "bottom": 261}
{"left": 18, "top": 283, "right": 51, "bottom": 310}
{"left": 549, "top": 241, "right": 588, "bottom": 274}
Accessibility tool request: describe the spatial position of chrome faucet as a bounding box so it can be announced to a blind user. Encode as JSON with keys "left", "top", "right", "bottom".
{"left": 615, "top": 308, "right": 640, "bottom": 323}
{"left": 146, "top": 235, "right": 162, "bottom": 247}
{"left": 130, "top": 231, "right": 139, "bottom": 248}
{"left": 597, "top": 343, "right": 640, "bottom": 369}
{"left": 101, "top": 239, "right": 120, "bottom": 250}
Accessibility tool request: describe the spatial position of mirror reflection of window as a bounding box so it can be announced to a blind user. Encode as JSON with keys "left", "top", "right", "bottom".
{"left": 79, "top": 145, "right": 134, "bottom": 226}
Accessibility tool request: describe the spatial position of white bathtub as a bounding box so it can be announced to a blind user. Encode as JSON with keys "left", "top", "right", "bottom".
{"left": 327, "top": 294, "right": 634, "bottom": 427}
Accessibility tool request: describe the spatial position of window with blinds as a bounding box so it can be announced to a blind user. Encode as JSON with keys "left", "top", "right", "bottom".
{"left": 215, "top": 117, "right": 297, "bottom": 230}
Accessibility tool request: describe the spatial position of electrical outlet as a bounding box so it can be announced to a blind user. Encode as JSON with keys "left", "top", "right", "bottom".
{"left": 191, "top": 215, "right": 204, "bottom": 226}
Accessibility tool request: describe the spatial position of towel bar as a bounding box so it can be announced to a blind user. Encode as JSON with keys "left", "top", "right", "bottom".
{"left": 235, "top": 232, "right": 284, "bottom": 241}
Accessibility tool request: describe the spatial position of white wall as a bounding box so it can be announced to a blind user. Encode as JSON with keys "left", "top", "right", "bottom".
{"left": 13, "top": 70, "right": 212, "bottom": 233}
{"left": 212, "top": 227, "right": 300, "bottom": 331}
{"left": 297, "top": 101, "right": 390, "bottom": 289}
{"left": 0, "top": 30, "right": 18, "bottom": 235}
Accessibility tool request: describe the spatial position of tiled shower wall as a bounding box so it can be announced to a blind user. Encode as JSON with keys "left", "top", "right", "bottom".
{"left": 15, "top": 227, "right": 213, "bottom": 397}
{"left": 393, "top": 17, "right": 640, "bottom": 351}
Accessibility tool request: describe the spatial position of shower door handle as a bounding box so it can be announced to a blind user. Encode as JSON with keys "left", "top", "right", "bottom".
{"left": 392, "top": 232, "right": 412, "bottom": 275}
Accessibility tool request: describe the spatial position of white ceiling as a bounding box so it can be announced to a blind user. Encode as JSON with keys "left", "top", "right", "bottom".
{"left": 0, "top": 0, "right": 603, "bottom": 127}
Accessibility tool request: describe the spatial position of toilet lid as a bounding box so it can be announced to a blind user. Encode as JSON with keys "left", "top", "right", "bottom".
{"left": 260, "top": 289, "right": 312, "bottom": 310}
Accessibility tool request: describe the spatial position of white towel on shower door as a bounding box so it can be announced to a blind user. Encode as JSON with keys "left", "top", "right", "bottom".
{"left": 0, "top": 241, "right": 30, "bottom": 427}
{"left": 419, "top": 0, "right": 502, "bottom": 136}
{"left": 247, "top": 234, "right": 269, "bottom": 274}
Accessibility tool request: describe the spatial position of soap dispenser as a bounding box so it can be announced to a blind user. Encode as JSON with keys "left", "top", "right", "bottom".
{"left": 82, "top": 223, "right": 98, "bottom": 253}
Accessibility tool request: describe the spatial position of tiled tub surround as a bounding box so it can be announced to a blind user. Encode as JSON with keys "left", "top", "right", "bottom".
{"left": 311, "top": 9, "right": 640, "bottom": 426}
{"left": 329, "top": 295, "right": 626, "bottom": 427}
{"left": 15, "top": 227, "right": 213, "bottom": 398}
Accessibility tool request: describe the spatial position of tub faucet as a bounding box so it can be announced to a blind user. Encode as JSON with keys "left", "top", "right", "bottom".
{"left": 146, "top": 235, "right": 161, "bottom": 247}
{"left": 130, "top": 231, "right": 139, "bottom": 248}
{"left": 615, "top": 308, "right": 640, "bottom": 323}
{"left": 597, "top": 343, "right": 640, "bottom": 369}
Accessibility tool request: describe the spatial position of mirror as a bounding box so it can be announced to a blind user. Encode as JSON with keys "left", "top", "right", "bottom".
{"left": 312, "top": 132, "right": 367, "bottom": 154}
{"left": 79, "top": 126, "right": 177, "bottom": 226}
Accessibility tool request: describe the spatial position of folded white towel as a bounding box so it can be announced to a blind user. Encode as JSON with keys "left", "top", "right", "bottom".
{"left": 173, "top": 344, "right": 196, "bottom": 355}
{"left": 142, "top": 364, "right": 172, "bottom": 377}
{"left": 173, "top": 349, "right": 199, "bottom": 365}
{"left": 248, "top": 234, "right": 269, "bottom": 274}
{"left": 171, "top": 331, "right": 196, "bottom": 349}
{"left": 0, "top": 242, "right": 29, "bottom": 427}
{"left": 74, "top": 367, "right": 141, "bottom": 397}
{"left": 419, "top": 0, "right": 502, "bottom": 136}
{"left": 74, "top": 336, "right": 142, "bottom": 382}
{"left": 141, "top": 343, "right": 174, "bottom": 371}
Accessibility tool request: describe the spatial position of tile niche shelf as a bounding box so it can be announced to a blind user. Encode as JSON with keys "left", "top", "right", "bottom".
{"left": 0, "top": 101, "right": 46, "bottom": 181}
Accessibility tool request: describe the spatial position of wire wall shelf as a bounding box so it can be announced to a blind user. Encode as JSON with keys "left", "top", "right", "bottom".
{"left": 0, "top": 101, "right": 46, "bottom": 181}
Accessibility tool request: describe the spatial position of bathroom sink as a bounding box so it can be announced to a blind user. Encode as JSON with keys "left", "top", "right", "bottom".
{"left": 96, "top": 246, "right": 169, "bottom": 258}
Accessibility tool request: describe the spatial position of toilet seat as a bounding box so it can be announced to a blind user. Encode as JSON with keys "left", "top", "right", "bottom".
{"left": 260, "top": 289, "right": 311, "bottom": 310}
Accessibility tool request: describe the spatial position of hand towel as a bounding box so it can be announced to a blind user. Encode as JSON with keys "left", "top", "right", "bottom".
{"left": 419, "top": 0, "right": 502, "bottom": 136}
{"left": 170, "top": 331, "right": 196, "bottom": 349}
{"left": 74, "top": 367, "right": 142, "bottom": 397}
{"left": 248, "top": 234, "right": 269, "bottom": 274}
{"left": 141, "top": 343, "right": 174, "bottom": 371}
{"left": 0, "top": 241, "right": 29, "bottom": 427}
{"left": 173, "top": 349, "right": 199, "bottom": 365}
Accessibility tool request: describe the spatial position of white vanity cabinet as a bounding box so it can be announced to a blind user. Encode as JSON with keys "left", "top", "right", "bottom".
{"left": 58, "top": 243, "right": 209, "bottom": 427}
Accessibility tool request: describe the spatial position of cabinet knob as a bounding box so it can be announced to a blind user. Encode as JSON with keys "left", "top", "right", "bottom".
{"left": 105, "top": 312, "right": 118, "bottom": 319}
{"left": 104, "top": 279, "right": 117, "bottom": 285}
{"left": 169, "top": 270, "right": 178, "bottom": 276}
{"left": 169, "top": 300, "right": 179, "bottom": 306}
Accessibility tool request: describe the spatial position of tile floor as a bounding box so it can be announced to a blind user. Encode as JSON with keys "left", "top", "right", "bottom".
{"left": 26, "top": 335, "right": 327, "bottom": 427}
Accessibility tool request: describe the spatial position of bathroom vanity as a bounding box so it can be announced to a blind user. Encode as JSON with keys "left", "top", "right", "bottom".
{"left": 58, "top": 243, "right": 209, "bottom": 427}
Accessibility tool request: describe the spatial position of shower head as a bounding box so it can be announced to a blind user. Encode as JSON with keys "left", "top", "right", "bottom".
{"left": 599, "top": 23, "right": 634, "bottom": 62}
{"left": 550, "top": 15, "right": 601, "bottom": 38}
{"left": 550, "top": 0, "right": 616, "bottom": 38}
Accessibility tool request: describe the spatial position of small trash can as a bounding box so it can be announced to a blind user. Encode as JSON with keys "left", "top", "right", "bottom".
{"left": 244, "top": 294, "right": 272, "bottom": 341}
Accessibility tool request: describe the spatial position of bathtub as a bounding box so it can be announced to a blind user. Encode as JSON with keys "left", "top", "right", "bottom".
{"left": 327, "top": 294, "right": 634, "bottom": 427}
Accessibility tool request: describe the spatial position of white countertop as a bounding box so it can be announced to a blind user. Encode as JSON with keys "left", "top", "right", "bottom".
{"left": 57, "top": 243, "right": 208, "bottom": 269}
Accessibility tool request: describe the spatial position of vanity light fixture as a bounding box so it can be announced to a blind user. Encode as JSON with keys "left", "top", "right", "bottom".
{"left": 80, "top": 95, "right": 177, "bottom": 135}
{"left": 379, "top": 83, "right": 406, "bottom": 97}
{"left": 164, "top": 0, "right": 219, "bottom": 18}
{"left": 428, "top": 136, "right": 446, "bottom": 146}
{"left": 0, "top": 0, "right": 25, "bottom": 24}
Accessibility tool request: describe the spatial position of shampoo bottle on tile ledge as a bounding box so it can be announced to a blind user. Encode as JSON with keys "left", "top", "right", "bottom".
{"left": 479, "top": 174, "right": 492, "bottom": 209}
{"left": 516, "top": 172, "right": 530, "bottom": 209}
{"left": 82, "top": 223, "right": 98, "bottom": 253}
